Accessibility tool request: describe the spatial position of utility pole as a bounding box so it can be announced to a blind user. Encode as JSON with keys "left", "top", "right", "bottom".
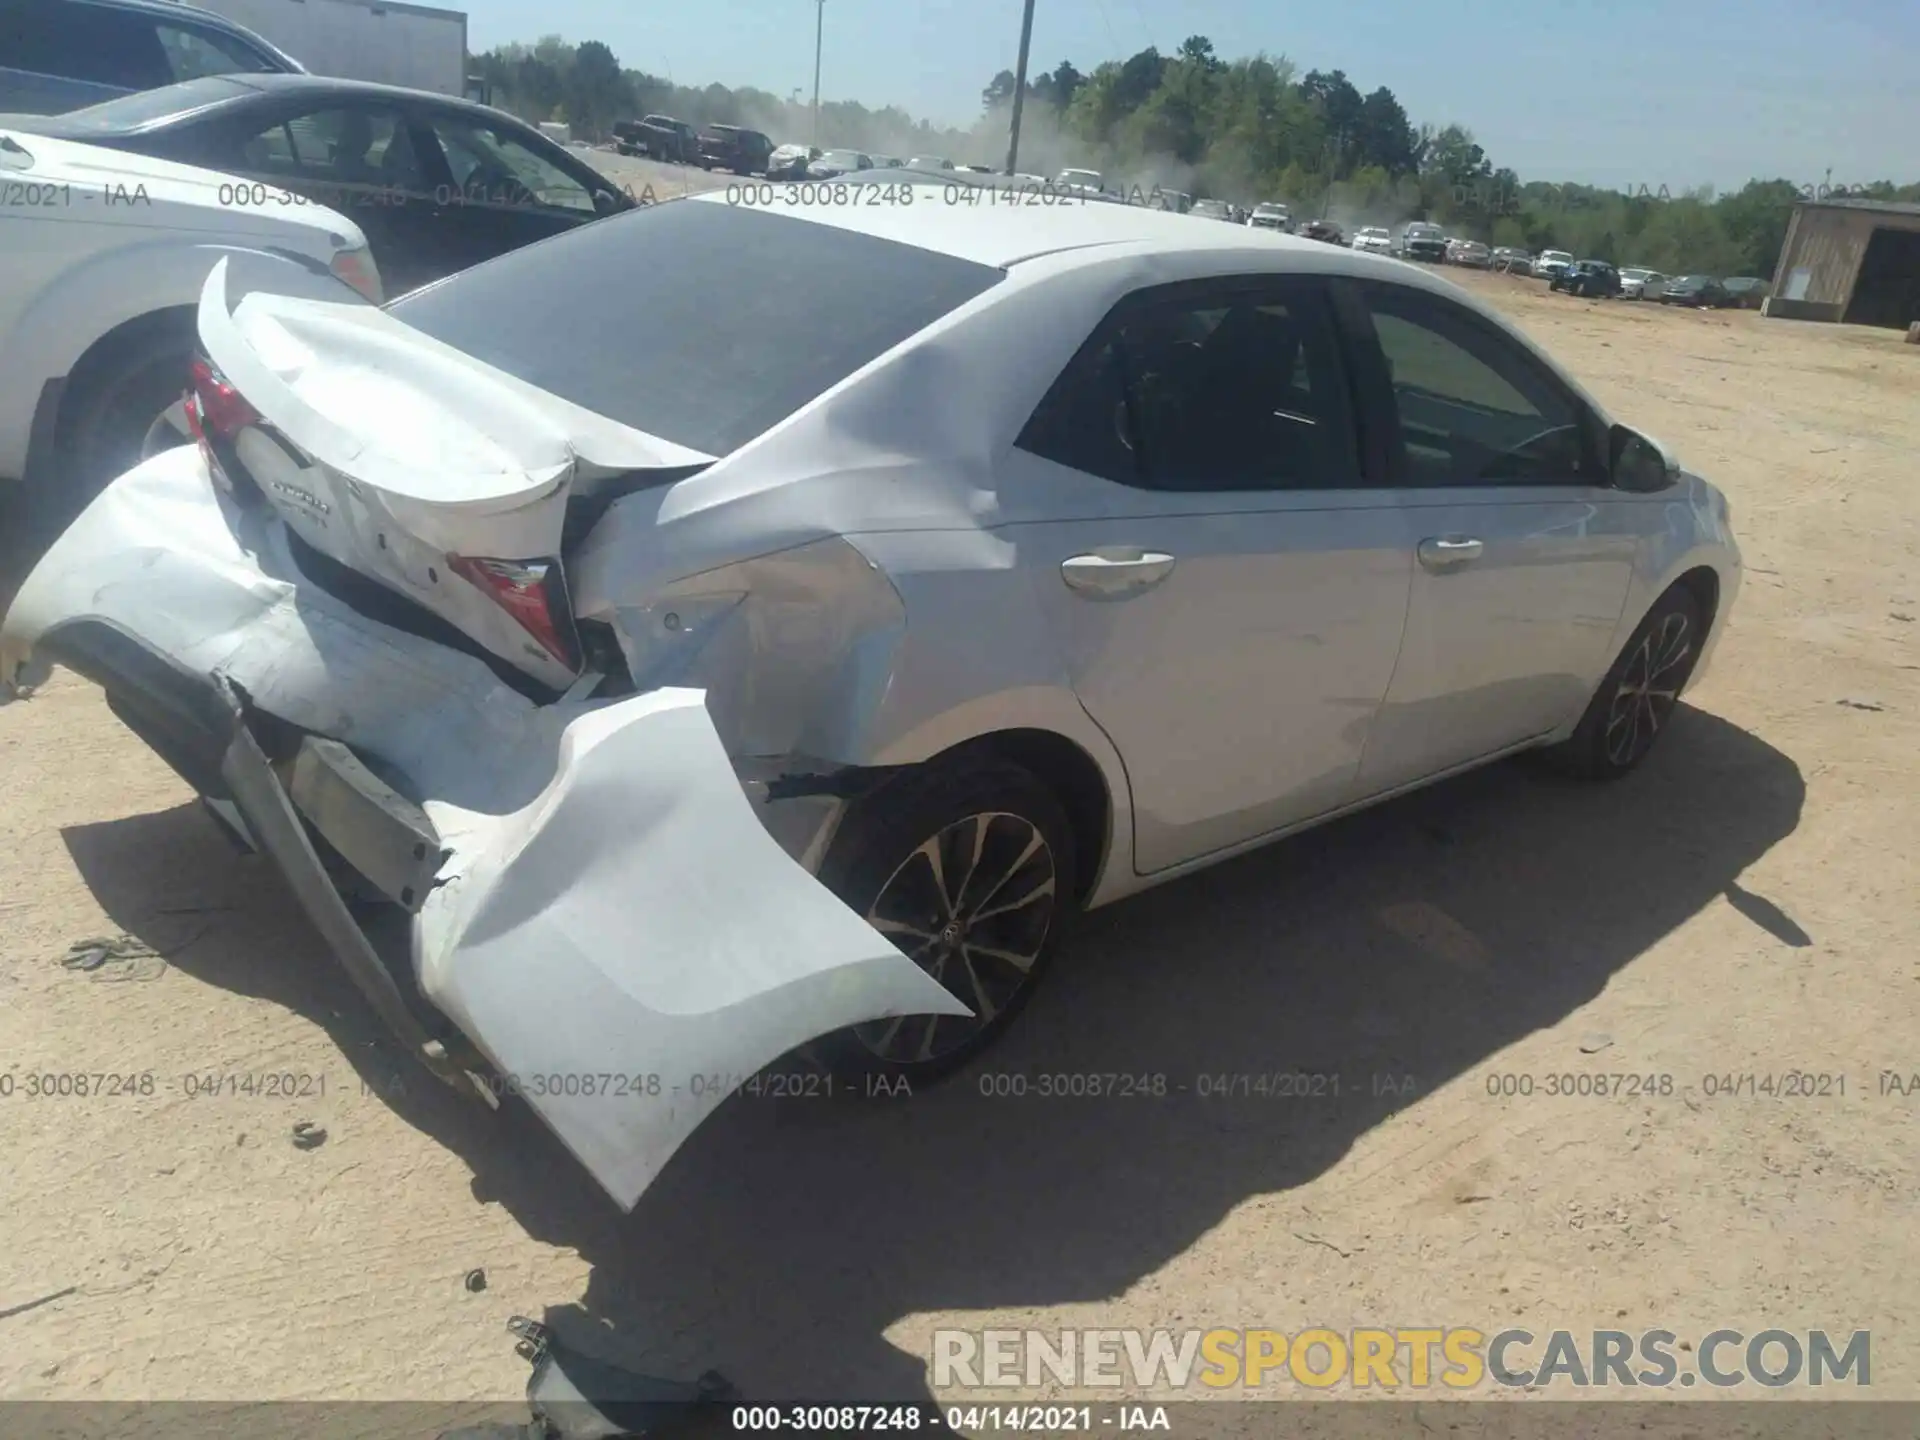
{"left": 1321, "top": 129, "right": 1346, "bottom": 220}
{"left": 1004, "top": 0, "right": 1037, "bottom": 175}
{"left": 811, "top": 0, "right": 825, "bottom": 147}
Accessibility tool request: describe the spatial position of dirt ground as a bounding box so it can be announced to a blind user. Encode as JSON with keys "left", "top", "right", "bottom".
{"left": 1, "top": 260, "right": 1917, "bottom": 1418}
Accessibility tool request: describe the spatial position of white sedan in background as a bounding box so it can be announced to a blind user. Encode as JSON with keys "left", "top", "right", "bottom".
{"left": 1, "top": 187, "right": 1742, "bottom": 1211}
{"left": 1351, "top": 225, "right": 1393, "bottom": 254}
{"left": 0, "top": 125, "right": 378, "bottom": 529}
{"left": 1619, "top": 267, "right": 1668, "bottom": 300}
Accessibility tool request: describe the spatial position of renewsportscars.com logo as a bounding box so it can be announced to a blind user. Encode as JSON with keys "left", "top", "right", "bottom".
{"left": 933, "top": 1327, "right": 1871, "bottom": 1391}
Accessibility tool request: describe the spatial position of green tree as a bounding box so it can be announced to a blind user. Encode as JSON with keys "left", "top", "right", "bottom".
{"left": 473, "top": 29, "right": 1916, "bottom": 282}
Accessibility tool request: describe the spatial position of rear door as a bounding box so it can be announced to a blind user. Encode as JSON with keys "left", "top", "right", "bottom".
{"left": 199, "top": 99, "right": 448, "bottom": 294}
{"left": 1009, "top": 276, "right": 1414, "bottom": 874}
{"left": 1336, "top": 278, "right": 1638, "bottom": 795}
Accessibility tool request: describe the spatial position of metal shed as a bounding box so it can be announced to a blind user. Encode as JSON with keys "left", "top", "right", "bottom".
{"left": 1765, "top": 199, "right": 1920, "bottom": 328}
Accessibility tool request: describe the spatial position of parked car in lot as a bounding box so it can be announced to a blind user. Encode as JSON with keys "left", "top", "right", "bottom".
{"left": 1618, "top": 266, "right": 1667, "bottom": 300}
{"left": 1055, "top": 167, "right": 1103, "bottom": 193}
{"left": 1190, "top": 198, "right": 1236, "bottom": 223}
{"left": 1721, "top": 277, "right": 1770, "bottom": 310}
{"left": 1452, "top": 240, "right": 1492, "bottom": 269}
{"left": 1297, "top": 218, "right": 1346, "bottom": 245}
{"left": 696, "top": 123, "right": 774, "bottom": 175}
{"left": 1551, "top": 260, "right": 1621, "bottom": 298}
{"left": 1533, "top": 249, "right": 1574, "bottom": 282}
{"left": 1490, "top": 247, "right": 1532, "bottom": 274}
{"left": 767, "top": 142, "right": 816, "bottom": 178}
{"left": 1351, "top": 226, "right": 1393, "bottom": 254}
{"left": 637, "top": 113, "right": 699, "bottom": 164}
{"left": 0, "top": 186, "right": 1741, "bottom": 1212}
{"left": 1247, "top": 202, "right": 1290, "bottom": 231}
{"left": 0, "top": 122, "right": 377, "bottom": 525}
{"left": 872, "top": 155, "right": 904, "bottom": 169}
{"left": 0, "top": 0, "right": 302, "bottom": 116}
{"left": 808, "top": 147, "right": 872, "bottom": 178}
{"left": 1660, "top": 274, "right": 1733, "bottom": 308}
{"left": 1397, "top": 220, "right": 1447, "bottom": 262}
{"left": 907, "top": 155, "right": 955, "bottom": 171}
{"left": 2, "top": 74, "right": 636, "bottom": 299}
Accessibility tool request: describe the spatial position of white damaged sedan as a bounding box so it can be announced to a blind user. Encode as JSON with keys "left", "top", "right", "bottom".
{"left": 0, "top": 185, "right": 1741, "bottom": 1209}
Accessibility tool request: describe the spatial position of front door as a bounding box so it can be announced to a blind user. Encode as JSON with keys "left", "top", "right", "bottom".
{"left": 1007, "top": 276, "right": 1413, "bottom": 874}
{"left": 1340, "top": 280, "right": 1639, "bottom": 795}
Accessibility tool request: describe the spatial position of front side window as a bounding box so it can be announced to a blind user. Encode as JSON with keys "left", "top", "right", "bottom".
{"left": 1356, "top": 283, "right": 1595, "bottom": 487}
{"left": 1020, "top": 279, "right": 1362, "bottom": 493}
{"left": 421, "top": 113, "right": 596, "bottom": 212}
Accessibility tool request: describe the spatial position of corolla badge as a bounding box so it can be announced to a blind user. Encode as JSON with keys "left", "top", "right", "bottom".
{"left": 270, "top": 479, "right": 332, "bottom": 517}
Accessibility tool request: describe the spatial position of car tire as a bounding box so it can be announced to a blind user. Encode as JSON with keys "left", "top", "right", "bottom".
{"left": 38, "top": 321, "right": 195, "bottom": 533}
{"left": 810, "top": 754, "right": 1078, "bottom": 1085}
{"left": 1539, "top": 585, "right": 1706, "bottom": 780}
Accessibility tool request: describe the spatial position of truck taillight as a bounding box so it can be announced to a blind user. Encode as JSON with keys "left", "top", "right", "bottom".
{"left": 448, "top": 556, "right": 580, "bottom": 670}
{"left": 330, "top": 245, "right": 384, "bottom": 304}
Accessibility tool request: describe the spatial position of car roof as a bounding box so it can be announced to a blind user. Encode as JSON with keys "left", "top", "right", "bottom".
{"left": 65, "top": 0, "right": 263, "bottom": 21}
{"left": 684, "top": 179, "right": 1421, "bottom": 270}
{"left": 42, "top": 72, "right": 550, "bottom": 132}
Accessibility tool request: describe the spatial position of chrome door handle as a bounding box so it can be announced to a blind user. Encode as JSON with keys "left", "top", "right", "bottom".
{"left": 1060, "top": 548, "right": 1177, "bottom": 599}
{"left": 1417, "top": 536, "right": 1484, "bottom": 572}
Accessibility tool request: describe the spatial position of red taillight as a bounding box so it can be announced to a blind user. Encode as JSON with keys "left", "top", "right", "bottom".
{"left": 188, "top": 357, "right": 259, "bottom": 438}
{"left": 448, "top": 555, "right": 579, "bottom": 669}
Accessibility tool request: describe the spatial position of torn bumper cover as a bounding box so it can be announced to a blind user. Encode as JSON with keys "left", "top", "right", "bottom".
{"left": 0, "top": 447, "right": 968, "bottom": 1211}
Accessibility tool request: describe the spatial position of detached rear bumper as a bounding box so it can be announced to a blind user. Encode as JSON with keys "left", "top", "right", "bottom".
{"left": 2, "top": 446, "right": 967, "bottom": 1210}
{"left": 33, "top": 618, "right": 478, "bottom": 1090}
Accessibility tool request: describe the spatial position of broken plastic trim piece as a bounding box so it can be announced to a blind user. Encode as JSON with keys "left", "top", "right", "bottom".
{"left": 433, "top": 1316, "right": 737, "bottom": 1440}
{"left": 208, "top": 674, "right": 480, "bottom": 1097}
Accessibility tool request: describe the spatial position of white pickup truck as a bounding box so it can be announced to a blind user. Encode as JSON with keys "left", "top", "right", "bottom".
{"left": 0, "top": 125, "right": 380, "bottom": 528}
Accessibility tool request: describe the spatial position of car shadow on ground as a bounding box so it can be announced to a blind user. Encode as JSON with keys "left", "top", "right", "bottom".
{"left": 64, "top": 706, "right": 1805, "bottom": 1403}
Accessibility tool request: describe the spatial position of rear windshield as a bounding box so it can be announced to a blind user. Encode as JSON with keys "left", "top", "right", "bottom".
{"left": 27, "top": 75, "right": 253, "bottom": 133}
{"left": 387, "top": 199, "right": 1005, "bottom": 457}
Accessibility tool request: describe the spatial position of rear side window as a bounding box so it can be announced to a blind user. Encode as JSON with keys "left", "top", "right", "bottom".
{"left": 1020, "top": 278, "right": 1362, "bottom": 493}
{"left": 388, "top": 201, "right": 1005, "bottom": 456}
{"left": 3, "top": 0, "right": 172, "bottom": 89}
{"left": 238, "top": 106, "right": 428, "bottom": 192}
{"left": 155, "top": 21, "right": 279, "bottom": 81}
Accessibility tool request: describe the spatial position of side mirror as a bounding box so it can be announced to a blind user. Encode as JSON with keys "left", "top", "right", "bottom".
{"left": 1610, "top": 424, "right": 1681, "bottom": 492}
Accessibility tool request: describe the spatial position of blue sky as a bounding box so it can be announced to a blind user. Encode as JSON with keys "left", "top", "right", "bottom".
{"left": 462, "top": 0, "right": 1918, "bottom": 190}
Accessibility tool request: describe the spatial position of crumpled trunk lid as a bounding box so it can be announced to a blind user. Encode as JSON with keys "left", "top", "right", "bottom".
{"left": 194, "top": 258, "right": 711, "bottom": 690}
